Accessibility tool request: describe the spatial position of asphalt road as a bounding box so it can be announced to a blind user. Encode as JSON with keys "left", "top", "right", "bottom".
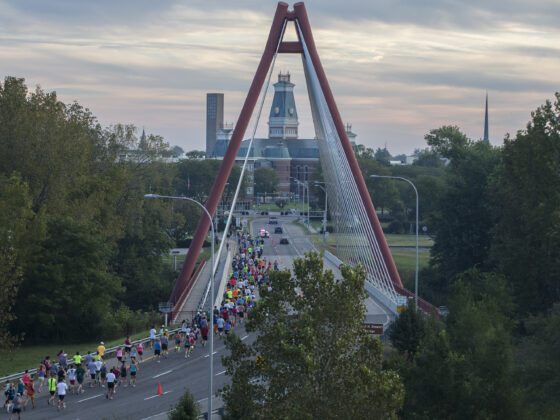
{"left": 17, "top": 326, "right": 255, "bottom": 420}
{"left": 13, "top": 215, "right": 390, "bottom": 419}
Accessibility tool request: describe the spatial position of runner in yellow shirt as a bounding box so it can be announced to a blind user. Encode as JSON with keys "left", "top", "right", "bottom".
{"left": 97, "top": 342, "right": 106, "bottom": 359}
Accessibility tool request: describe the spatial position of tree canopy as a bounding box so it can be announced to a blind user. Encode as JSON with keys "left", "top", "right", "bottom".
{"left": 220, "top": 252, "right": 404, "bottom": 419}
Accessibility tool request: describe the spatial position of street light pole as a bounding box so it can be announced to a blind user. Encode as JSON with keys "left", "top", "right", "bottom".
{"left": 144, "top": 194, "right": 215, "bottom": 419}
{"left": 314, "top": 183, "right": 328, "bottom": 245}
{"left": 369, "top": 175, "right": 419, "bottom": 310}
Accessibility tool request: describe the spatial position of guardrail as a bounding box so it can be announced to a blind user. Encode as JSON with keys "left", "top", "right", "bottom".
{"left": 172, "top": 257, "right": 207, "bottom": 322}
{"left": 0, "top": 327, "right": 182, "bottom": 384}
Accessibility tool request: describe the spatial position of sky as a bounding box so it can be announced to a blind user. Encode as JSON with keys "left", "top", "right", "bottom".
{"left": 1, "top": 0, "right": 559, "bottom": 155}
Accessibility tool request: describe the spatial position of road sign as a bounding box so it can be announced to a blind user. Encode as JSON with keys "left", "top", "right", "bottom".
{"left": 364, "top": 323, "right": 383, "bottom": 335}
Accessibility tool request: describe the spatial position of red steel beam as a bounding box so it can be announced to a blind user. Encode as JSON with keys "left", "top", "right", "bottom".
{"left": 293, "top": 2, "right": 403, "bottom": 288}
{"left": 279, "top": 41, "right": 303, "bottom": 54}
{"left": 169, "top": 2, "right": 289, "bottom": 303}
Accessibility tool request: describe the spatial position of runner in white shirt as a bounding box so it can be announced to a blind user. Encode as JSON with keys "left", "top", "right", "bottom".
{"left": 67, "top": 366, "right": 77, "bottom": 394}
{"left": 56, "top": 380, "right": 67, "bottom": 411}
{"left": 106, "top": 370, "right": 116, "bottom": 400}
{"left": 149, "top": 326, "right": 156, "bottom": 349}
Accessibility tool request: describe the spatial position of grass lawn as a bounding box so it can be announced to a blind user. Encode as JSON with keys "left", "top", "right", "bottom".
{"left": 161, "top": 247, "right": 212, "bottom": 269}
{"left": 390, "top": 248, "right": 430, "bottom": 273}
{"left": 0, "top": 326, "right": 182, "bottom": 377}
{"left": 384, "top": 234, "right": 433, "bottom": 247}
{"left": 309, "top": 233, "right": 432, "bottom": 249}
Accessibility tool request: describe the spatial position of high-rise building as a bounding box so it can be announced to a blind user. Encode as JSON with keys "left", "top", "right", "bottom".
{"left": 206, "top": 93, "right": 224, "bottom": 157}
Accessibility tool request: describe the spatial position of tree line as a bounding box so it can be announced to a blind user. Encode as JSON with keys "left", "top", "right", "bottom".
{"left": 0, "top": 77, "right": 240, "bottom": 344}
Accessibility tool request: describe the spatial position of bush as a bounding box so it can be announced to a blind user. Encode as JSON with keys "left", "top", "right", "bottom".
{"left": 386, "top": 220, "right": 405, "bottom": 234}
{"left": 168, "top": 389, "right": 200, "bottom": 420}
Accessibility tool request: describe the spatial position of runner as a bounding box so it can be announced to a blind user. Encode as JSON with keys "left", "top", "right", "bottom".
{"left": 56, "top": 378, "right": 67, "bottom": 411}
{"left": 67, "top": 364, "right": 77, "bottom": 394}
{"left": 129, "top": 360, "right": 138, "bottom": 387}
{"left": 124, "top": 337, "right": 132, "bottom": 358}
{"left": 181, "top": 320, "right": 187, "bottom": 340}
{"left": 76, "top": 363, "right": 85, "bottom": 394}
{"left": 174, "top": 332, "right": 181, "bottom": 352}
{"left": 97, "top": 342, "right": 106, "bottom": 360}
{"left": 154, "top": 338, "right": 162, "bottom": 362}
{"left": 24, "top": 378, "right": 35, "bottom": 409}
{"left": 87, "top": 359, "right": 97, "bottom": 387}
{"left": 201, "top": 323, "right": 209, "bottom": 347}
{"left": 95, "top": 358, "right": 102, "bottom": 386}
{"left": 4, "top": 382, "right": 15, "bottom": 411}
{"left": 73, "top": 351, "right": 82, "bottom": 366}
{"left": 184, "top": 334, "right": 191, "bottom": 358}
{"left": 105, "top": 369, "right": 116, "bottom": 400}
{"left": 129, "top": 345, "right": 136, "bottom": 362}
{"left": 119, "top": 361, "right": 127, "bottom": 388}
{"left": 48, "top": 375, "right": 57, "bottom": 405}
{"left": 137, "top": 342, "right": 144, "bottom": 362}
{"left": 116, "top": 347, "right": 123, "bottom": 363}
{"left": 100, "top": 362, "right": 107, "bottom": 388}
{"left": 161, "top": 333, "right": 169, "bottom": 359}
{"left": 149, "top": 326, "right": 156, "bottom": 349}
{"left": 9, "top": 393, "right": 22, "bottom": 420}
{"left": 36, "top": 363, "right": 46, "bottom": 393}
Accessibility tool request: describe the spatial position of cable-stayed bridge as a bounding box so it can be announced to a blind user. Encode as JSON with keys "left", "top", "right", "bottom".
{"left": 170, "top": 1, "right": 437, "bottom": 323}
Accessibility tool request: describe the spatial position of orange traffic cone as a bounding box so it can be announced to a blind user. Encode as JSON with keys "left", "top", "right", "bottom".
{"left": 157, "top": 382, "right": 163, "bottom": 395}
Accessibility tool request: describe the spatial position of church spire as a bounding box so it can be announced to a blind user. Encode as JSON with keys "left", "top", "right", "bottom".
{"left": 483, "top": 92, "right": 489, "bottom": 143}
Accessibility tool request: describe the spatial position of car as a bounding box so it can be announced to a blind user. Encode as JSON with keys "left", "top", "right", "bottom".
{"left": 274, "top": 227, "right": 283, "bottom": 234}
{"left": 259, "top": 228, "right": 270, "bottom": 238}
{"left": 280, "top": 236, "right": 289, "bottom": 244}
{"left": 268, "top": 216, "right": 278, "bottom": 224}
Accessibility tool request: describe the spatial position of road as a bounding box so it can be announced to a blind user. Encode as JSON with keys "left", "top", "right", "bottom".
{"left": 18, "top": 326, "right": 255, "bottom": 420}
{"left": 15, "top": 215, "right": 391, "bottom": 419}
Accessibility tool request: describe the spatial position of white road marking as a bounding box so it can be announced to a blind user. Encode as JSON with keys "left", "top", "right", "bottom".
{"left": 204, "top": 352, "right": 218, "bottom": 358}
{"left": 140, "top": 411, "right": 169, "bottom": 420}
{"left": 197, "top": 397, "right": 207, "bottom": 403}
{"left": 144, "top": 394, "right": 159, "bottom": 400}
{"left": 241, "top": 335, "right": 249, "bottom": 341}
{"left": 78, "top": 393, "right": 103, "bottom": 403}
{"left": 152, "top": 369, "right": 172, "bottom": 378}
{"left": 215, "top": 370, "right": 226, "bottom": 376}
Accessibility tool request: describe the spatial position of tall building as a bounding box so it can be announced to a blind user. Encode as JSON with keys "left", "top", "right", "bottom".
{"left": 206, "top": 93, "right": 224, "bottom": 157}
{"left": 213, "top": 72, "right": 358, "bottom": 198}
{"left": 268, "top": 72, "right": 299, "bottom": 139}
{"left": 483, "top": 92, "right": 489, "bottom": 143}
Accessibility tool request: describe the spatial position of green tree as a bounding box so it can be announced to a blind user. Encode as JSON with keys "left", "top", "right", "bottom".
{"left": 389, "top": 300, "right": 432, "bottom": 360}
{"left": 220, "top": 252, "right": 404, "bottom": 419}
{"left": 15, "top": 217, "right": 122, "bottom": 341}
{"left": 413, "top": 148, "right": 445, "bottom": 168}
{"left": 490, "top": 93, "right": 560, "bottom": 313}
{"left": 253, "top": 166, "right": 279, "bottom": 196}
{"left": 426, "top": 126, "right": 500, "bottom": 290}
{"left": 515, "top": 304, "right": 560, "bottom": 418}
{"left": 394, "top": 269, "right": 522, "bottom": 419}
{"left": 168, "top": 389, "right": 200, "bottom": 420}
{"left": 0, "top": 175, "right": 36, "bottom": 349}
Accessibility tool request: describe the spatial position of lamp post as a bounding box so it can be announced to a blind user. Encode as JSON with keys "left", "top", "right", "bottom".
{"left": 144, "top": 194, "right": 215, "bottom": 419}
{"left": 369, "top": 175, "right": 419, "bottom": 310}
{"left": 314, "top": 182, "right": 328, "bottom": 245}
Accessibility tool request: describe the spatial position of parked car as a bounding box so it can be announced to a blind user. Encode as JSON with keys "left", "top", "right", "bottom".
{"left": 274, "top": 227, "right": 283, "bottom": 234}
{"left": 268, "top": 216, "right": 278, "bottom": 224}
{"left": 280, "top": 236, "right": 289, "bottom": 244}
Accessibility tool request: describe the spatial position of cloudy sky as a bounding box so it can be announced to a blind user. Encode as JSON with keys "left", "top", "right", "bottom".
{"left": 1, "top": 0, "right": 558, "bottom": 154}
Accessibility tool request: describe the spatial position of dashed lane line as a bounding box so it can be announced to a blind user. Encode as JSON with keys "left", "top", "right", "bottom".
{"left": 241, "top": 335, "right": 249, "bottom": 340}
{"left": 152, "top": 369, "right": 173, "bottom": 379}
{"left": 78, "top": 393, "right": 103, "bottom": 403}
{"left": 215, "top": 370, "right": 226, "bottom": 376}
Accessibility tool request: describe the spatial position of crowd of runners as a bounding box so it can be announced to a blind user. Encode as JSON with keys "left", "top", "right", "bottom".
{"left": 2, "top": 228, "right": 280, "bottom": 418}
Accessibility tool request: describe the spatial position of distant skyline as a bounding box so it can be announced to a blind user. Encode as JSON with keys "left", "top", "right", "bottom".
{"left": 1, "top": 0, "right": 559, "bottom": 154}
